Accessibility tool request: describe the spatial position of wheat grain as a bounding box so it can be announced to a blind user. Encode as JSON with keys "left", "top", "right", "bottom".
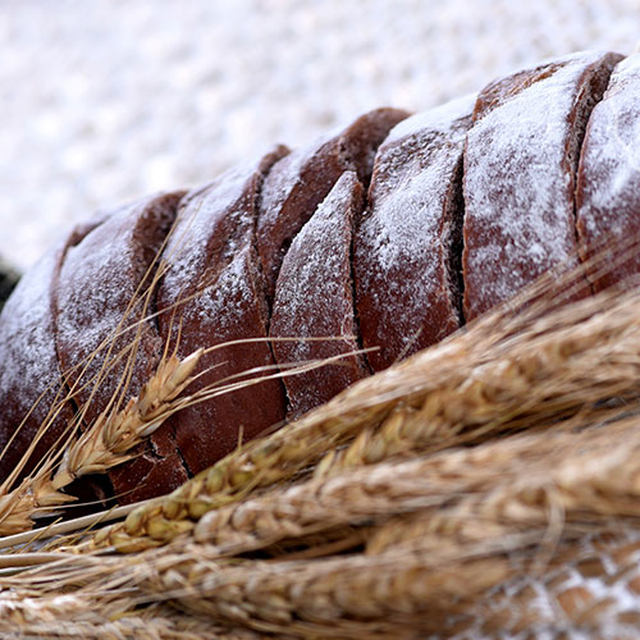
{"left": 6, "top": 522, "right": 640, "bottom": 638}
{"left": 9, "top": 251, "right": 640, "bottom": 636}
{"left": 318, "top": 289, "right": 640, "bottom": 476}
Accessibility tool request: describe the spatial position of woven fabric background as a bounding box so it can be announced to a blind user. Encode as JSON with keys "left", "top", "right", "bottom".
{"left": 1, "top": 0, "right": 638, "bottom": 270}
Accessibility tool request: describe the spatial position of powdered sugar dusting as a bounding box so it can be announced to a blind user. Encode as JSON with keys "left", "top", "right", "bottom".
{"left": 383, "top": 93, "right": 475, "bottom": 147}
{"left": 256, "top": 129, "right": 345, "bottom": 299}
{"left": 257, "top": 109, "right": 406, "bottom": 301}
{"left": 355, "top": 94, "right": 474, "bottom": 371}
{"left": 157, "top": 149, "right": 290, "bottom": 342}
{"left": 179, "top": 241, "right": 257, "bottom": 333}
{"left": 154, "top": 154, "right": 286, "bottom": 472}
{"left": 0, "top": 249, "right": 60, "bottom": 397}
{"left": 272, "top": 173, "right": 357, "bottom": 347}
{"left": 576, "top": 53, "right": 640, "bottom": 290}
{"left": 463, "top": 50, "right": 615, "bottom": 318}
{"left": 259, "top": 135, "right": 329, "bottom": 223}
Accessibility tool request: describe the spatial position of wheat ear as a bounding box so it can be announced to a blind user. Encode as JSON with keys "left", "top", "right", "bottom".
{"left": 69, "top": 420, "right": 640, "bottom": 627}
{"left": 317, "top": 286, "right": 640, "bottom": 476}
{"left": 0, "top": 349, "right": 202, "bottom": 536}
{"left": 362, "top": 415, "right": 640, "bottom": 554}
{"left": 188, "top": 416, "right": 623, "bottom": 554}
{"left": 6, "top": 522, "right": 639, "bottom": 638}
{"left": 124, "top": 543, "right": 505, "bottom": 637}
{"left": 0, "top": 590, "right": 262, "bottom": 639}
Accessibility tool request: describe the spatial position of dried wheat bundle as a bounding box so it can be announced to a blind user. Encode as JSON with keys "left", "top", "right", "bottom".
{"left": 4, "top": 414, "right": 640, "bottom": 638}
{"left": 2, "top": 248, "right": 640, "bottom": 639}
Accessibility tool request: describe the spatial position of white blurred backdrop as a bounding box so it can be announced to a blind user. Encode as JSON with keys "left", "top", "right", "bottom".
{"left": 1, "top": 0, "right": 638, "bottom": 269}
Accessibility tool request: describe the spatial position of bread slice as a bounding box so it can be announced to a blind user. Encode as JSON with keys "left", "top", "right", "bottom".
{"left": 0, "top": 222, "right": 97, "bottom": 483}
{"left": 271, "top": 171, "right": 369, "bottom": 418}
{"left": 354, "top": 95, "right": 474, "bottom": 371}
{"left": 462, "top": 51, "right": 622, "bottom": 320}
{"left": 54, "top": 192, "right": 186, "bottom": 503}
{"left": 576, "top": 54, "right": 640, "bottom": 291}
{"left": 156, "top": 149, "right": 287, "bottom": 475}
{"left": 257, "top": 108, "right": 409, "bottom": 302}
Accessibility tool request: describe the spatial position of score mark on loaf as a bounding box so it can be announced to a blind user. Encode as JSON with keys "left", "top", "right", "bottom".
{"left": 0, "top": 49, "right": 638, "bottom": 503}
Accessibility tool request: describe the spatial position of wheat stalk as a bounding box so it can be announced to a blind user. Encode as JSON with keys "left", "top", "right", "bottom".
{"left": 7, "top": 244, "right": 640, "bottom": 637}
{"left": 362, "top": 416, "right": 640, "bottom": 555}
{"left": 5, "top": 520, "right": 639, "bottom": 638}
{"left": 103, "top": 521, "right": 640, "bottom": 638}
{"left": 38, "top": 419, "right": 640, "bottom": 621}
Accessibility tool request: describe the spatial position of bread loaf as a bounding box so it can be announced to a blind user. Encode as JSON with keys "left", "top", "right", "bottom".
{"left": 1, "top": 49, "right": 637, "bottom": 502}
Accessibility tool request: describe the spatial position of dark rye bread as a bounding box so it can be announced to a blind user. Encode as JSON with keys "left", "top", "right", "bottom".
{"left": 4, "top": 49, "right": 639, "bottom": 505}
{"left": 156, "top": 148, "right": 288, "bottom": 476}
{"left": 576, "top": 53, "right": 640, "bottom": 292}
{"left": 257, "top": 108, "right": 409, "bottom": 302}
{"left": 0, "top": 221, "right": 99, "bottom": 482}
{"left": 354, "top": 94, "right": 474, "bottom": 372}
{"left": 54, "top": 193, "right": 187, "bottom": 503}
{"left": 462, "top": 50, "right": 623, "bottom": 320}
{"left": 270, "top": 171, "right": 369, "bottom": 419}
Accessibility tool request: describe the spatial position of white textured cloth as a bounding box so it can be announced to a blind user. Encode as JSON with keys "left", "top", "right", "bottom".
{"left": 0, "top": 0, "right": 638, "bottom": 269}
